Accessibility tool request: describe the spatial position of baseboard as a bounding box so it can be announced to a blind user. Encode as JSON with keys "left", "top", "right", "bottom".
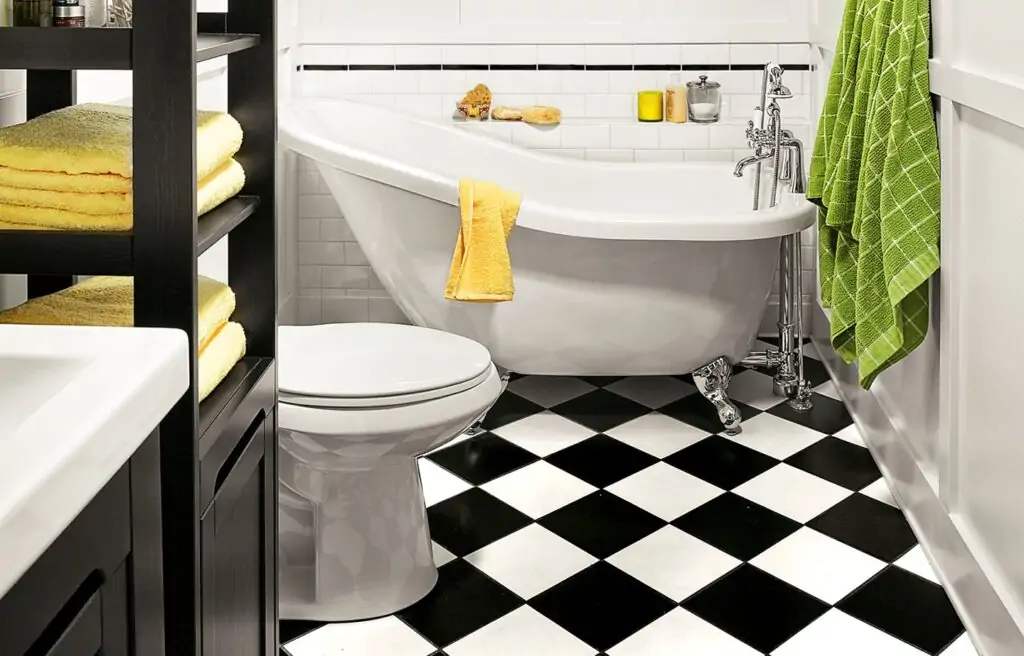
{"left": 810, "top": 304, "right": 1024, "bottom": 656}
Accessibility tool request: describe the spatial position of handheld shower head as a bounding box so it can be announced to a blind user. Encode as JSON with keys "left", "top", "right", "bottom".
{"left": 767, "top": 83, "right": 793, "bottom": 99}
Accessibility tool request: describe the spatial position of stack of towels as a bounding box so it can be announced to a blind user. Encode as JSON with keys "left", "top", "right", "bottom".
{"left": 0, "top": 103, "right": 245, "bottom": 231}
{"left": 0, "top": 276, "right": 246, "bottom": 401}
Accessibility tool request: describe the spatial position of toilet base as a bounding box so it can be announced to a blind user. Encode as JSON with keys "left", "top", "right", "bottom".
{"left": 279, "top": 455, "right": 440, "bottom": 621}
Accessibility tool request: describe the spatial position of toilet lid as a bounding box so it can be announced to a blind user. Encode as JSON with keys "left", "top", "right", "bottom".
{"left": 278, "top": 323, "right": 493, "bottom": 401}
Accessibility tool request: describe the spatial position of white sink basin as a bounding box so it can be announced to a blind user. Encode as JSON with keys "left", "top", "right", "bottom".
{"left": 0, "top": 324, "right": 189, "bottom": 599}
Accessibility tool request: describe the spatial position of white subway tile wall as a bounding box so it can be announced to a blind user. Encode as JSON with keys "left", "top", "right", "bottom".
{"left": 293, "top": 42, "right": 816, "bottom": 326}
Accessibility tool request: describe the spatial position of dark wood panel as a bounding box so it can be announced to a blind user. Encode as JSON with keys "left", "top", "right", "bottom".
{"left": 0, "top": 466, "right": 130, "bottom": 654}
{"left": 131, "top": 0, "right": 202, "bottom": 652}
{"left": 24, "top": 69, "right": 76, "bottom": 300}
{"left": 128, "top": 431, "right": 166, "bottom": 656}
{"left": 202, "top": 416, "right": 268, "bottom": 656}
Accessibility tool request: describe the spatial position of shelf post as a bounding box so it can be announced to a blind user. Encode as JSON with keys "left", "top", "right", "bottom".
{"left": 25, "top": 70, "right": 76, "bottom": 299}
{"left": 132, "top": 0, "right": 201, "bottom": 652}
{"left": 228, "top": 0, "right": 279, "bottom": 651}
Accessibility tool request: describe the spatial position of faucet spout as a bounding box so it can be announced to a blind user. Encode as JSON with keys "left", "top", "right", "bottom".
{"left": 734, "top": 152, "right": 774, "bottom": 177}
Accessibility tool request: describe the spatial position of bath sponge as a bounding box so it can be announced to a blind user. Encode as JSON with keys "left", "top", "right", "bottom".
{"left": 522, "top": 106, "right": 562, "bottom": 126}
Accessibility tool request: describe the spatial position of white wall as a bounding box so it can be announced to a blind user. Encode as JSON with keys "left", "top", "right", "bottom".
{"left": 810, "top": 1, "right": 1024, "bottom": 654}
{"left": 299, "top": 0, "right": 810, "bottom": 44}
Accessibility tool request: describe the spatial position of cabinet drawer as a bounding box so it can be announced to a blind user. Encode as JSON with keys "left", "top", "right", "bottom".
{"left": 0, "top": 467, "right": 131, "bottom": 655}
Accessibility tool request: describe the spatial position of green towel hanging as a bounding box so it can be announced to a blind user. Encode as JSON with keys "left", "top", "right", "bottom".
{"left": 807, "top": 0, "right": 940, "bottom": 389}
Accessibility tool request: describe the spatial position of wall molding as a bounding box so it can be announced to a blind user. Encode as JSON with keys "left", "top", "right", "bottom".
{"left": 929, "top": 60, "right": 1024, "bottom": 133}
{"left": 811, "top": 306, "right": 1024, "bottom": 656}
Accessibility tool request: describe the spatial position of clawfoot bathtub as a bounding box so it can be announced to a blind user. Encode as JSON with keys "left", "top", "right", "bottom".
{"left": 280, "top": 99, "right": 815, "bottom": 386}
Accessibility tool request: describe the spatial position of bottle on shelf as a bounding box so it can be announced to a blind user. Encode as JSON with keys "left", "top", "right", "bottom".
{"left": 665, "top": 74, "right": 688, "bottom": 124}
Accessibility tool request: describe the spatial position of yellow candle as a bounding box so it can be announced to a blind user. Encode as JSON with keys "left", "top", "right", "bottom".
{"left": 637, "top": 90, "right": 664, "bottom": 122}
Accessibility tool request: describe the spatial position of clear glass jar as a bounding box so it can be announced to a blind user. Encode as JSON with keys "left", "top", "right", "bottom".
{"left": 107, "top": 0, "right": 130, "bottom": 26}
{"left": 686, "top": 75, "right": 722, "bottom": 124}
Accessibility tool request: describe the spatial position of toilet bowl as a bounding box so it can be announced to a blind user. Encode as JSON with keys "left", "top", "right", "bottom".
{"left": 276, "top": 322, "right": 502, "bottom": 622}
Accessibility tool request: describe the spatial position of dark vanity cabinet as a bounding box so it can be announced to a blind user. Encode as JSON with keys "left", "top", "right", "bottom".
{"left": 0, "top": 431, "right": 164, "bottom": 655}
{"left": 199, "top": 360, "right": 277, "bottom": 656}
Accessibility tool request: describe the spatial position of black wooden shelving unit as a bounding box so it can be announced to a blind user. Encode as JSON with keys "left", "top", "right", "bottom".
{"left": 0, "top": 0, "right": 279, "bottom": 652}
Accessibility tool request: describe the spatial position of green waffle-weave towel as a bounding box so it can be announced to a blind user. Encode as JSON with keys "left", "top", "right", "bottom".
{"left": 808, "top": 0, "right": 940, "bottom": 389}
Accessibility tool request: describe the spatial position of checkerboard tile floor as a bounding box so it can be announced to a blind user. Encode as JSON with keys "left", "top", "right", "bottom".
{"left": 281, "top": 360, "right": 978, "bottom": 656}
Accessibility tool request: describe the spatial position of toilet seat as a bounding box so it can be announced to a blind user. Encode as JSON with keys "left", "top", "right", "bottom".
{"left": 278, "top": 323, "right": 494, "bottom": 408}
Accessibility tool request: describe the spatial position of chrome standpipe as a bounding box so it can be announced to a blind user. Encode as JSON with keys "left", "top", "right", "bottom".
{"left": 735, "top": 64, "right": 813, "bottom": 412}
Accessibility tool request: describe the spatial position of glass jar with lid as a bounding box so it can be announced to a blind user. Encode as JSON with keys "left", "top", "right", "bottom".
{"left": 686, "top": 75, "right": 722, "bottom": 124}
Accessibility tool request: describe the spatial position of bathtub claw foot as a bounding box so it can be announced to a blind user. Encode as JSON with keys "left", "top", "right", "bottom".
{"left": 692, "top": 357, "right": 743, "bottom": 436}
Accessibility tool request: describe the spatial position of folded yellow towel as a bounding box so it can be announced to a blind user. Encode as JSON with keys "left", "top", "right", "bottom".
{"left": 0, "top": 275, "right": 236, "bottom": 351}
{"left": 197, "top": 321, "right": 247, "bottom": 401}
{"left": 0, "top": 167, "right": 131, "bottom": 195}
{"left": 0, "top": 103, "right": 242, "bottom": 191}
{"left": 445, "top": 179, "right": 521, "bottom": 302}
{"left": 0, "top": 158, "right": 245, "bottom": 231}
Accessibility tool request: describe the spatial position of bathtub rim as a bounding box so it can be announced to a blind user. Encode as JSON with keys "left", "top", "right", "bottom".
{"left": 280, "top": 98, "right": 817, "bottom": 242}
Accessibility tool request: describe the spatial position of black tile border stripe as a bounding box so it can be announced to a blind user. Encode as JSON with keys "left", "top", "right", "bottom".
{"left": 396, "top": 63, "right": 442, "bottom": 71}
{"left": 490, "top": 64, "right": 539, "bottom": 71}
{"left": 302, "top": 64, "right": 348, "bottom": 71}
{"left": 634, "top": 64, "right": 682, "bottom": 71}
{"left": 538, "top": 64, "right": 585, "bottom": 71}
{"left": 299, "top": 62, "right": 814, "bottom": 73}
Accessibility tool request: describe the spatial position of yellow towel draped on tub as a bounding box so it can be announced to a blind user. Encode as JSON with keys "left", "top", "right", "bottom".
{"left": 445, "top": 179, "right": 522, "bottom": 302}
{"left": 0, "top": 158, "right": 245, "bottom": 231}
{"left": 0, "top": 276, "right": 244, "bottom": 400}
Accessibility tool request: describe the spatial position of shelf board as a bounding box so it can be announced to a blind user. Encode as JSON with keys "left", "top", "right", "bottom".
{"left": 197, "top": 195, "right": 259, "bottom": 254}
{"left": 198, "top": 357, "right": 273, "bottom": 447}
{"left": 0, "top": 28, "right": 259, "bottom": 70}
{"left": 0, "top": 229, "right": 133, "bottom": 275}
{"left": 196, "top": 34, "right": 260, "bottom": 62}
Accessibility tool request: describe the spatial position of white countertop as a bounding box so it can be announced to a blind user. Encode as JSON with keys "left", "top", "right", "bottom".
{"left": 0, "top": 325, "right": 189, "bottom": 599}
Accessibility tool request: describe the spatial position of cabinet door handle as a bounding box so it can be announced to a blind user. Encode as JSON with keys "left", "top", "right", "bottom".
{"left": 212, "top": 411, "right": 266, "bottom": 532}
{"left": 29, "top": 571, "right": 103, "bottom": 656}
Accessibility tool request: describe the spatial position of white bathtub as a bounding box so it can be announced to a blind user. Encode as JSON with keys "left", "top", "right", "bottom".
{"left": 280, "top": 99, "right": 816, "bottom": 375}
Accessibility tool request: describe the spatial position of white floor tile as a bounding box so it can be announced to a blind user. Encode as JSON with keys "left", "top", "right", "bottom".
{"left": 940, "top": 634, "right": 980, "bottom": 656}
{"left": 508, "top": 375, "right": 596, "bottom": 407}
{"left": 724, "top": 412, "right": 829, "bottom": 460}
{"left": 481, "top": 461, "right": 596, "bottom": 518}
{"left": 860, "top": 477, "right": 899, "bottom": 508}
{"left": 464, "top": 524, "right": 597, "bottom": 599}
{"left": 735, "top": 464, "right": 852, "bottom": 523}
{"left": 605, "top": 413, "right": 709, "bottom": 458}
{"left": 834, "top": 423, "right": 866, "bottom": 446}
{"left": 608, "top": 526, "right": 740, "bottom": 601}
{"left": 609, "top": 607, "right": 761, "bottom": 656}
{"left": 491, "top": 411, "right": 596, "bottom": 457}
{"left": 418, "top": 458, "right": 472, "bottom": 506}
{"left": 814, "top": 380, "right": 842, "bottom": 401}
{"left": 432, "top": 541, "right": 456, "bottom": 567}
{"left": 284, "top": 616, "right": 435, "bottom": 656}
{"left": 605, "top": 376, "right": 698, "bottom": 408}
{"left": 608, "top": 462, "right": 724, "bottom": 521}
{"left": 729, "top": 370, "right": 786, "bottom": 410}
{"left": 773, "top": 609, "right": 926, "bottom": 656}
{"left": 447, "top": 606, "right": 594, "bottom": 656}
{"left": 751, "top": 528, "right": 886, "bottom": 604}
{"left": 894, "top": 546, "right": 940, "bottom": 585}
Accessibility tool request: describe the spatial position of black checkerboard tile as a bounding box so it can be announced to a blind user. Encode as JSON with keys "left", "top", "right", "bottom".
{"left": 282, "top": 366, "right": 976, "bottom": 656}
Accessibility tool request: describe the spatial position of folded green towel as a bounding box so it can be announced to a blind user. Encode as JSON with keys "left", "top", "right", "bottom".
{"left": 808, "top": 0, "right": 940, "bottom": 389}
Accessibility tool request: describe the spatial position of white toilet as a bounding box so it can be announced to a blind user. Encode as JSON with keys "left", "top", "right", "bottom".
{"left": 276, "top": 322, "right": 502, "bottom": 622}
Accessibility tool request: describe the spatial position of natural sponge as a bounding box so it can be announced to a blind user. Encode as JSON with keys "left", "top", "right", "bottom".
{"left": 522, "top": 106, "right": 562, "bottom": 125}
